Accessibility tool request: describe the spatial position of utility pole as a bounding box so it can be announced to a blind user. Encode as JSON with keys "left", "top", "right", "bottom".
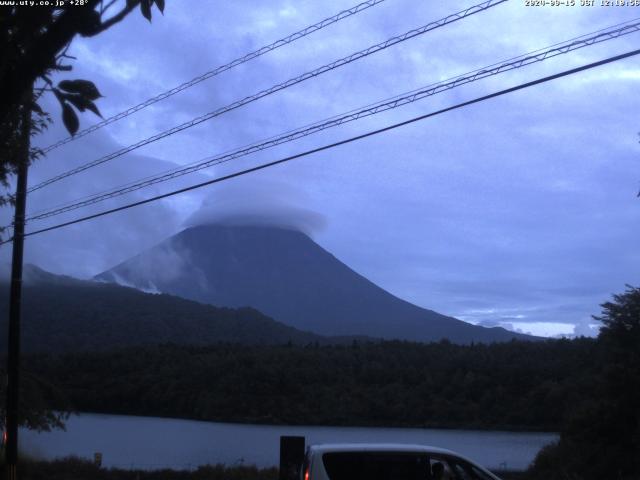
{"left": 5, "top": 98, "right": 31, "bottom": 480}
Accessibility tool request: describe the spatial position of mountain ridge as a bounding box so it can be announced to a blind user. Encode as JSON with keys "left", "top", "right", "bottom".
{"left": 0, "top": 265, "right": 366, "bottom": 353}
{"left": 96, "top": 224, "right": 536, "bottom": 344}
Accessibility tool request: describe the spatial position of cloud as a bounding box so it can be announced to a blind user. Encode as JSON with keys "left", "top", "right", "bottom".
{"left": 0, "top": 118, "right": 206, "bottom": 278}
{"left": 185, "top": 177, "right": 327, "bottom": 236}
{"left": 97, "top": 271, "right": 160, "bottom": 294}
{"left": 571, "top": 319, "right": 601, "bottom": 338}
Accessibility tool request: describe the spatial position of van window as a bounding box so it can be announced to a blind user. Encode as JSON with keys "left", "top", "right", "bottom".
{"left": 429, "top": 457, "right": 454, "bottom": 480}
{"left": 322, "top": 452, "right": 430, "bottom": 480}
{"left": 430, "top": 455, "right": 495, "bottom": 480}
{"left": 449, "top": 459, "right": 495, "bottom": 480}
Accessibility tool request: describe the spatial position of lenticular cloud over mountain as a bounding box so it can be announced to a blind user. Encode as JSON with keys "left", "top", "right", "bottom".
{"left": 185, "top": 179, "right": 327, "bottom": 236}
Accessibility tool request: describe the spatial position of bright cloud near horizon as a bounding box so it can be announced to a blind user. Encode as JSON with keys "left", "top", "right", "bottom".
{"left": 1, "top": 0, "right": 639, "bottom": 338}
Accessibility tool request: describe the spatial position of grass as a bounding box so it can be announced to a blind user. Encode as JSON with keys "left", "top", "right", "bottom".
{"left": 493, "top": 471, "right": 530, "bottom": 480}
{"left": 10, "top": 457, "right": 279, "bottom": 480}
{"left": 11, "top": 457, "right": 532, "bottom": 480}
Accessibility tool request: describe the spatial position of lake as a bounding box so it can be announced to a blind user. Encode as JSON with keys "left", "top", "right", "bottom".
{"left": 20, "top": 413, "right": 557, "bottom": 471}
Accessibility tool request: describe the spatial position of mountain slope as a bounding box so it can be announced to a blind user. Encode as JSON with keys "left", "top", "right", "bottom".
{"left": 0, "top": 265, "right": 332, "bottom": 353}
{"left": 96, "top": 224, "right": 534, "bottom": 344}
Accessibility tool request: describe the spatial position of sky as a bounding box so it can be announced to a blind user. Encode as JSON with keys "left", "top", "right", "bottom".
{"left": 1, "top": 0, "right": 639, "bottom": 338}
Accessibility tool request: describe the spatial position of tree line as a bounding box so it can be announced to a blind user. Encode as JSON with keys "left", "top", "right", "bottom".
{"left": 19, "top": 337, "right": 598, "bottom": 432}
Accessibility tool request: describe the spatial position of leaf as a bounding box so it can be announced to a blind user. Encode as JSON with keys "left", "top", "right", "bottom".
{"left": 154, "top": 0, "right": 165, "bottom": 13}
{"left": 77, "top": 9, "right": 102, "bottom": 36}
{"left": 52, "top": 88, "right": 65, "bottom": 104}
{"left": 83, "top": 100, "right": 102, "bottom": 118}
{"left": 65, "top": 94, "right": 103, "bottom": 118}
{"left": 58, "top": 80, "right": 102, "bottom": 100}
{"left": 30, "top": 102, "right": 44, "bottom": 115}
{"left": 61, "top": 103, "right": 79, "bottom": 136}
{"left": 140, "top": 0, "right": 152, "bottom": 21}
{"left": 57, "top": 81, "right": 73, "bottom": 91}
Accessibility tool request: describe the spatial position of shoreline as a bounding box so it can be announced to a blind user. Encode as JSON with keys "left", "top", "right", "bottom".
{"left": 62, "top": 410, "right": 560, "bottom": 435}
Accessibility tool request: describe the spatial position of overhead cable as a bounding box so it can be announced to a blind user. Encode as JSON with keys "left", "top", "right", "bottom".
{"left": 40, "top": 0, "right": 390, "bottom": 154}
{"left": 28, "top": 0, "right": 507, "bottom": 193}
{"left": 3, "top": 47, "right": 637, "bottom": 244}
{"left": 23, "top": 18, "right": 640, "bottom": 223}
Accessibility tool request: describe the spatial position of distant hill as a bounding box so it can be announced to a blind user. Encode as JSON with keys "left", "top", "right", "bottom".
{"left": 96, "top": 224, "right": 536, "bottom": 344}
{"left": 0, "top": 265, "right": 336, "bottom": 353}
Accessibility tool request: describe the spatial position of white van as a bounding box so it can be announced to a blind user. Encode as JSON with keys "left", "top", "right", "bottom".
{"left": 300, "top": 443, "right": 502, "bottom": 480}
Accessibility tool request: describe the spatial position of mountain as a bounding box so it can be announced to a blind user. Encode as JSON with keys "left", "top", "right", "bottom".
{"left": 0, "top": 265, "right": 336, "bottom": 353}
{"left": 96, "top": 224, "right": 535, "bottom": 344}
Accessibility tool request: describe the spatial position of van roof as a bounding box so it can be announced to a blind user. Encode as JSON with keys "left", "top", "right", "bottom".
{"left": 307, "top": 443, "right": 457, "bottom": 456}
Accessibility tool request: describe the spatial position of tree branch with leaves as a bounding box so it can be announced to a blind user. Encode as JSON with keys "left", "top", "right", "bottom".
{"left": 0, "top": 0, "right": 165, "bottom": 212}
{"left": 0, "top": 0, "right": 166, "bottom": 432}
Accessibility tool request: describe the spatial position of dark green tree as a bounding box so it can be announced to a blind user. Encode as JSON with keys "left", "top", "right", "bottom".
{"left": 0, "top": 368, "right": 69, "bottom": 432}
{"left": 591, "top": 286, "right": 640, "bottom": 477}
{"left": 529, "top": 286, "right": 640, "bottom": 480}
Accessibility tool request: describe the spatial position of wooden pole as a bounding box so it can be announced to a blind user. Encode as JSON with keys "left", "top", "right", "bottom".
{"left": 5, "top": 99, "right": 31, "bottom": 480}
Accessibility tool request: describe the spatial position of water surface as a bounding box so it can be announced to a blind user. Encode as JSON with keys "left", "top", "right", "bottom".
{"left": 20, "top": 414, "right": 557, "bottom": 471}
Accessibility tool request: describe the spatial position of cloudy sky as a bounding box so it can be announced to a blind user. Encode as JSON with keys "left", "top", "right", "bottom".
{"left": 1, "top": 0, "right": 639, "bottom": 337}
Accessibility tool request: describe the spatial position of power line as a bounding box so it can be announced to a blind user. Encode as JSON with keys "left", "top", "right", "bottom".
{"left": 40, "top": 0, "right": 390, "bottom": 154}
{"left": 4, "top": 47, "right": 638, "bottom": 245}
{"left": 23, "top": 18, "right": 640, "bottom": 223}
{"left": 28, "top": 0, "right": 507, "bottom": 194}
{"left": 40, "top": 14, "right": 638, "bottom": 220}
{"left": 27, "top": 17, "right": 640, "bottom": 221}
{"left": 26, "top": 18, "right": 640, "bottom": 220}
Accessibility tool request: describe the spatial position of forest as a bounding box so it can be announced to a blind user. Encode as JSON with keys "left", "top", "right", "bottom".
{"left": 20, "top": 338, "right": 597, "bottom": 431}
